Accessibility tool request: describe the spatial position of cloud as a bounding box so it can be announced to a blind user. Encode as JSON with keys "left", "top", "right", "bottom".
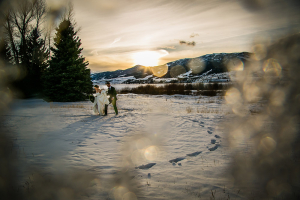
{"left": 190, "top": 33, "right": 199, "bottom": 38}
{"left": 90, "top": 50, "right": 99, "bottom": 56}
{"left": 179, "top": 40, "right": 196, "bottom": 46}
{"left": 72, "top": 0, "right": 300, "bottom": 72}
{"left": 159, "top": 46, "right": 176, "bottom": 50}
{"left": 109, "top": 37, "right": 121, "bottom": 46}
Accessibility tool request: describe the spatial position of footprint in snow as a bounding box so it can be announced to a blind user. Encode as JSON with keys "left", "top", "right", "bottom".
{"left": 208, "top": 127, "right": 214, "bottom": 131}
{"left": 207, "top": 130, "right": 213, "bottom": 134}
{"left": 170, "top": 152, "right": 202, "bottom": 165}
{"left": 169, "top": 157, "right": 185, "bottom": 163}
{"left": 215, "top": 135, "right": 221, "bottom": 138}
{"left": 199, "top": 122, "right": 204, "bottom": 127}
{"left": 208, "top": 144, "right": 220, "bottom": 151}
{"left": 186, "top": 151, "right": 202, "bottom": 157}
{"left": 135, "top": 163, "right": 156, "bottom": 169}
{"left": 211, "top": 139, "right": 216, "bottom": 144}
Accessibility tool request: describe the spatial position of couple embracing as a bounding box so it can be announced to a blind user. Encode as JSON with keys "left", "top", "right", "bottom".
{"left": 93, "top": 81, "right": 118, "bottom": 116}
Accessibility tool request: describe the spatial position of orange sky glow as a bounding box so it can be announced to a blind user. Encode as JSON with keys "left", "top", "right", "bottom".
{"left": 46, "top": 0, "right": 300, "bottom": 72}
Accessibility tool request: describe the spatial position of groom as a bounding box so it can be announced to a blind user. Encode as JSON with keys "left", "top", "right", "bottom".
{"left": 105, "top": 81, "right": 118, "bottom": 115}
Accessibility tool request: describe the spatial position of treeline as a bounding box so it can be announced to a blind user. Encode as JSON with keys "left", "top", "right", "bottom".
{"left": 118, "top": 83, "right": 232, "bottom": 96}
{"left": 0, "top": 0, "right": 92, "bottom": 101}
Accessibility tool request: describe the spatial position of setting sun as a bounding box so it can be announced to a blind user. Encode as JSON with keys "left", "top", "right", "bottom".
{"left": 132, "top": 51, "right": 161, "bottom": 67}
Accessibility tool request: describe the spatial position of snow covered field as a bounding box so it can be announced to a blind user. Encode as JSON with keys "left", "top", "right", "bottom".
{"left": 97, "top": 84, "right": 168, "bottom": 91}
{"left": 4, "top": 94, "right": 255, "bottom": 200}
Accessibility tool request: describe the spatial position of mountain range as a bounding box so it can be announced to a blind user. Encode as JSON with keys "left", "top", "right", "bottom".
{"left": 91, "top": 52, "right": 252, "bottom": 83}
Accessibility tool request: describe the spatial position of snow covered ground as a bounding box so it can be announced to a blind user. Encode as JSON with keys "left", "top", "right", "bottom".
{"left": 4, "top": 94, "right": 255, "bottom": 200}
{"left": 93, "top": 84, "right": 168, "bottom": 91}
{"left": 92, "top": 70, "right": 232, "bottom": 85}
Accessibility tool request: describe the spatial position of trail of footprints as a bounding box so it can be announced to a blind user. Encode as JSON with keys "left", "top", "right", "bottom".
{"left": 135, "top": 121, "right": 222, "bottom": 170}
{"left": 207, "top": 126, "right": 221, "bottom": 151}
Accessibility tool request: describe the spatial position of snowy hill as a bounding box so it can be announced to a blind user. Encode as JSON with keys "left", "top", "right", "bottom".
{"left": 91, "top": 52, "right": 252, "bottom": 84}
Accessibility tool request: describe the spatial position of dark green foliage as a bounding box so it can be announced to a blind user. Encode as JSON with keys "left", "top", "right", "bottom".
{"left": 26, "top": 28, "right": 49, "bottom": 73}
{"left": 18, "top": 28, "right": 49, "bottom": 96}
{"left": 10, "top": 28, "right": 49, "bottom": 98}
{"left": 43, "top": 20, "right": 93, "bottom": 102}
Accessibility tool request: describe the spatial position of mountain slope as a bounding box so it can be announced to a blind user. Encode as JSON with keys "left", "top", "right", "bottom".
{"left": 91, "top": 52, "right": 252, "bottom": 82}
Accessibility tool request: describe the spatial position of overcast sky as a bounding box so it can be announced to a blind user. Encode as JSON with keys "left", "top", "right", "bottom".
{"left": 46, "top": 0, "right": 300, "bottom": 72}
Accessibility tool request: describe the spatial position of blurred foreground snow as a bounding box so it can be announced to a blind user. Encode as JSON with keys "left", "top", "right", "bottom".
{"left": 4, "top": 94, "right": 255, "bottom": 199}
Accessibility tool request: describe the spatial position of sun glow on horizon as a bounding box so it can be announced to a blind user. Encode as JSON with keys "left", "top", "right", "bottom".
{"left": 132, "top": 50, "right": 168, "bottom": 67}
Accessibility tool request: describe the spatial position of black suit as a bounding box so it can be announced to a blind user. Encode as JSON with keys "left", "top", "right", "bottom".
{"left": 105, "top": 86, "right": 118, "bottom": 115}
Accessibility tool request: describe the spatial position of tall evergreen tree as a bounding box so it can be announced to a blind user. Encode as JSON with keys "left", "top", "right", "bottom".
{"left": 23, "top": 28, "right": 49, "bottom": 94}
{"left": 26, "top": 28, "right": 49, "bottom": 72}
{"left": 43, "top": 19, "right": 93, "bottom": 102}
{"left": 13, "top": 27, "right": 49, "bottom": 97}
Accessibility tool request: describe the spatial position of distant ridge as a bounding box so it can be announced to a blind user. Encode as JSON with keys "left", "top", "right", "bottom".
{"left": 91, "top": 52, "right": 252, "bottom": 83}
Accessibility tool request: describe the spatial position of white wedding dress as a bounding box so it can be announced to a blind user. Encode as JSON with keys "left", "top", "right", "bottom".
{"left": 93, "top": 90, "right": 109, "bottom": 115}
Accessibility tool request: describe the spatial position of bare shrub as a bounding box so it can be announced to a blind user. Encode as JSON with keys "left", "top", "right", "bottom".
{"left": 186, "top": 106, "right": 192, "bottom": 113}
{"left": 195, "top": 90, "right": 219, "bottom": 96}
{"left": 118, "top": 83, "right": 231, "bottom": 96}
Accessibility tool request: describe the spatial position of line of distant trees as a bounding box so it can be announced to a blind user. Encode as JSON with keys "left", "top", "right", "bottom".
{"left": 118, "top": 83, "right": 231, "bottom": 96}
{"left": 0, "top": 0, "right": 92, "bottom": 101}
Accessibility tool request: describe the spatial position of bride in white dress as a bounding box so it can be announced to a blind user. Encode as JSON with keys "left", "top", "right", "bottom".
{"left": 93, "top": 85, "right": 109, "bottom": 115}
